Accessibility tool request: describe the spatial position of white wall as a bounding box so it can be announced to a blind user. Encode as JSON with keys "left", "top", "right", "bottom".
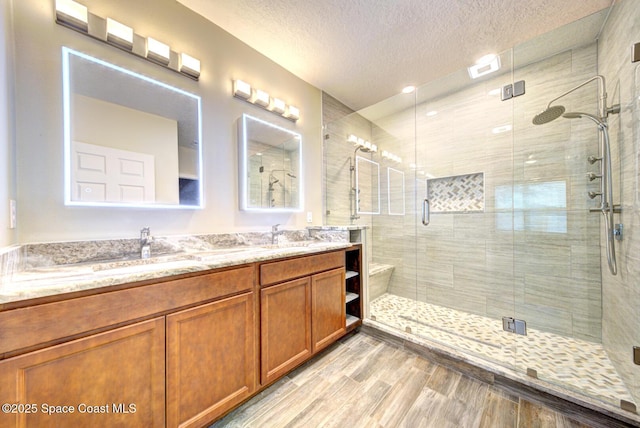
{"left": 11, "top": 0, "right": 323, "bottom": 243}
{"left": 0, "top": 0, "right": 16, "bottom": 248}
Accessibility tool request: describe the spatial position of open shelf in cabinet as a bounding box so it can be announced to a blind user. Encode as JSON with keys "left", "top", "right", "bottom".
{"left": 344, "top": 244, "right": 362, "bottom": 332}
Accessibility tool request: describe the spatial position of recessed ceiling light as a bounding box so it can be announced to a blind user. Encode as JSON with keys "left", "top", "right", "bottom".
{"left": 402, "top": 86, "right": 416, "bottom": 94}
{"left": 426, "top": 110, "right": 438, "bottom": 117}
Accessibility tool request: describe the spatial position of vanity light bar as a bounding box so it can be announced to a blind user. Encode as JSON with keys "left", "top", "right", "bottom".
{"left": 233, "top": 80, "right": 252, "bottom": 99}
{"left": 269, "top": 97, "right": 286, "bottom": 114}
{"left": 106, "top": 18, "right": 133, "bottom": 50}
{"left": 382, "top": 150, "right": 402, "bottom": 163}
{"left": 179, "top": 53, "right": 201, "bottom": 79}
{"left": 146, "top": 37, "right": 171, "bottom": 65}
{"left": 284, "top": 105, "right": 300, "bottom": 121}
{"left": 55, "top": 0, "right": 88, "bottom": 31}
{"left": 54, "top": 0, "right": 201, "bottom": 80}
{"left": 232, "top": 79, "right": 300, "bottom": 122}
{"left": 348, "top": 134, "right": 378, "bottom": 153}
{"left": 252, "top": 89, "right": 270, "bottom": 107}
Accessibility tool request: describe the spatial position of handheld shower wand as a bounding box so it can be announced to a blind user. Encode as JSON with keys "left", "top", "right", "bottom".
{"left": 532, "top": 75, "right": 620, "bottom": 275}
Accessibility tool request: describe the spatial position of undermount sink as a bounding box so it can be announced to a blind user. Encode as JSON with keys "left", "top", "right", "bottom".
{"left": 91, "top": 258, "right": 196, "bottom": 277}
{"left": 90, "top": 254, "right": 192, "bottom": 272}
{"left": 259, "top": 241, "right": 318, "bottom": 249}
{"left": 186, "top": 246, "right": 269, "bottom": 261}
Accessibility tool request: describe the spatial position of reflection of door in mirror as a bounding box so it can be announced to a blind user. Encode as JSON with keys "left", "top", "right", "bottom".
{"left": 72, "top": 94, "right": 178, "bottom": 203}
{"left": 72, "top": 141, "right": 155, "bottom": 203}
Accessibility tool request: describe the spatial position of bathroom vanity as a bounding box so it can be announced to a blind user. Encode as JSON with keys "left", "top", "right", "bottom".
{"left": 0, "top": 245, "right": 352, "bottom": 428}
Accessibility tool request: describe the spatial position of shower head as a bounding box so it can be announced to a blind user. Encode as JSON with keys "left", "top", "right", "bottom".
{"left": 532, "top": 105, "right": 566, "bottom": 125}
{"left": 355, "top": 146, "right": 372, "bottom": 154}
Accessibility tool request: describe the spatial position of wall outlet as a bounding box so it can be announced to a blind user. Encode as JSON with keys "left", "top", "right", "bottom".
{"left": 306, "top": 211, "right": 313, "bottom": 223}
{"left": 9, "top": 199, "right": 16, "bottom": 229}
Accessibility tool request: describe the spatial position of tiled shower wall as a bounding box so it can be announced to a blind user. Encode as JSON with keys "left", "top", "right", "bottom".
{"left": 323, "top": 92, "right": 375, "bottom": 228}
{"left": 356, "top": 43, "right": 603, "bottom": 342}
{"left": 598, "top": 0, "right": 640, "bottom": 406}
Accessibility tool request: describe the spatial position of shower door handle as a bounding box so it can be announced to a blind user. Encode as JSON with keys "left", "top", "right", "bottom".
{"left": 422, "top": 198, "right": 430, "bottom": 226}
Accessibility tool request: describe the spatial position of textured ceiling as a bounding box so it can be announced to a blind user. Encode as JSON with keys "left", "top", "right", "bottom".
{"left": 177, "top": 0, "right": 612, "bottom": 111}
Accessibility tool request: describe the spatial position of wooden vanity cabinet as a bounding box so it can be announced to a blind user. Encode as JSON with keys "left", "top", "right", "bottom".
{"left": 311, "top": 268, "right": 346, "bottom": 353}
{"left": 259, "top": 250, "right": 346, "bottom": 386}
{"left": 166, "top": 291, "right": 256, "bottom": 428}
{"left": 260, "top": 277, "right": 312, "bottom": 385}
{"left": 0, "top": 265, "right": 256, "bottom": 428}
{"left": 0, "top": 317, "right": 166, "bottom": 428}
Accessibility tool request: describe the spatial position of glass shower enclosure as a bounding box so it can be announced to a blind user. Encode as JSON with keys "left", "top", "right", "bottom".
{"left": 324, "top": 7, "right": 638, "bottom": 418}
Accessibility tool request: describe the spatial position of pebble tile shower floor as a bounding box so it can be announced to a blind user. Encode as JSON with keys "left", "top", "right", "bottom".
{"left": 369, "top": 293, "right": 635, "bottom": 408}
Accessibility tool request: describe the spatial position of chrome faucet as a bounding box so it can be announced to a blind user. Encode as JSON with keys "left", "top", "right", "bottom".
{"left": 140, "top": 227, "right": 153, "bottom": 259}
{"left": 271, "top": 224, "right": 285, "bottom": 245}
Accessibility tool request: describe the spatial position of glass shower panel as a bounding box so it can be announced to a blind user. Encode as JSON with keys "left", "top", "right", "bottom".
{"left": 411, "top": 48, "right": 517, "bottom": 370}
{"left": 364, "top": 92, "right": 420, "bottom": 332}
{"left": 510, "top": 10, "right": 629, "bottom": 408}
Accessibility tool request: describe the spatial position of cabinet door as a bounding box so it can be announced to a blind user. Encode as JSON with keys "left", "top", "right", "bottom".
{"left": 311, "top": 268, "right": 346, "bottom": 353}
{"left": 166, "top": 292, "right": 256, "bottom": 428}
{"left": 260, "top": 277, "right": 312, "bottom": 385}
{"left": 0, "top": 318, "right": 165, "bottom": 428}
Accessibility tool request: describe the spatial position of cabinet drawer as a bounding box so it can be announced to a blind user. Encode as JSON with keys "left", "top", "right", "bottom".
{"left": 260, "top": 250, "right": 345, "bottom": 286}
{"left": 0, "top": 265, "right": 254, "bottom": 358}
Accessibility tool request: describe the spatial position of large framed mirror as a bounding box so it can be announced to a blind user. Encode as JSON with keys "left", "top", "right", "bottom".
{"left": 238, "top": 114, "right": 302, "bottom": 211}
{"left": 62, "top": 47, "right": 203, "bottom": 208}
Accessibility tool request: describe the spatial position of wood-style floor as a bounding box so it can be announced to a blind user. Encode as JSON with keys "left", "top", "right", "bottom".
{"left": 210, "top": 332, "right": 604, "bottom": 428}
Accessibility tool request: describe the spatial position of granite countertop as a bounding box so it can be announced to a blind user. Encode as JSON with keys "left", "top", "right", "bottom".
{"left": 0, "top": 241, "right": 351, "bottom": 306}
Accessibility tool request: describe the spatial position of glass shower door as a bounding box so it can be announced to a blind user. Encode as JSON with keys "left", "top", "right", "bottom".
{"left": 411, "top": 50, "right": 518, "bottom": 371}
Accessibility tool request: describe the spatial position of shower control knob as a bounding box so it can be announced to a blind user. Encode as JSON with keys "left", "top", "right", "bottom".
{"left": 588, "top": 191, "right": 602, "bottom": 199}
{"left": 587, "top": 155, "right": 602, "bottom": 164}
{"left": 586, "top": 172, "right": 602, "bottom": 181}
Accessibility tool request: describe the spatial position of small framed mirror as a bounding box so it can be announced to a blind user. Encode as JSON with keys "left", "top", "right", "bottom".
{"left": 387, "top": 167, "right": 405, "bottom": 215}
{"left": 356, "top": 156, "right": 380, "bottom": 215}
{"left": 62, "top": 47, "right": 203, "bottom": 208}
{"left": 238, "top": 114, "right": 302, "bottom": 211}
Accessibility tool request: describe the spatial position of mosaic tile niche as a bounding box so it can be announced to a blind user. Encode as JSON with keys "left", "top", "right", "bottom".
{"left": 427, "top": 172, "right": 484, "bottom": 213}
